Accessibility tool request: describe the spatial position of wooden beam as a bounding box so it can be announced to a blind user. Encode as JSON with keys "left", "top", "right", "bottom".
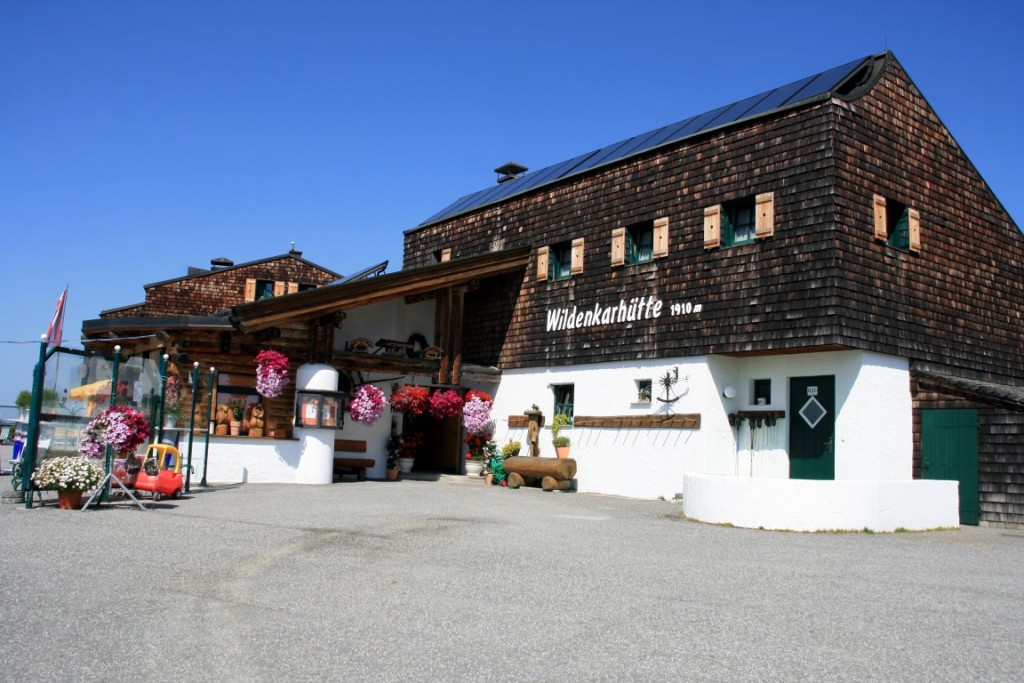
{"left": 438, "top": 287, "right": 452, "bottom": 385}
{"left": 451, "top": 286, "right": 465, "bottom": 385}
{"left": 572, "top": 414, "right": 701, "bottom": 429}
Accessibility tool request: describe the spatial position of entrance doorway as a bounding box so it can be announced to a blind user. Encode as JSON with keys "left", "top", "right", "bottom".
{"left": 789, "top": 375, "right": 835, "bottom": 480}
{"left": 922, "top": 409, "right": 979, "bottom": 525}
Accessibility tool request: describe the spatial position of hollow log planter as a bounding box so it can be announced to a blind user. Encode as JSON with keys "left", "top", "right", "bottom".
{"left": 504, "top": 456, "right": 576, "bottom": 492}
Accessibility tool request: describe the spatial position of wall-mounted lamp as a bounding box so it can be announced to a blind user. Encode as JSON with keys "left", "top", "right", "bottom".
{"left": 723, "top": 386, "right": 737, "bottom": 399}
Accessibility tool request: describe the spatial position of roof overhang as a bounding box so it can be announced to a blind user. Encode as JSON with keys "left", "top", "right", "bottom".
{"left": 913, "top": 368, "right": 1024, "bottom": 411}
{"left": 82, "top": 315, "right": 235, "bottom": 336}
{"left": 231, "top": 246, "right": 531, "bottom": 333}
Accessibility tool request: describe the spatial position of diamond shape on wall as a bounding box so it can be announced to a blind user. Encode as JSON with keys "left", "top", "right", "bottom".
{"left": 799, "top": 397, "right": 827, "bottom": 429}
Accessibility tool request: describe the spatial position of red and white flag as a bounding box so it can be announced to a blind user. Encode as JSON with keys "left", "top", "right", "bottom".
{"left": 46, "top": 286, "right": 67, "bottom": 348}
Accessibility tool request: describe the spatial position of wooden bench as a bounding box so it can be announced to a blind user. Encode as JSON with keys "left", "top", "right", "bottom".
{"left": 333, "top": 457, "right": 375, "bottom": 481}
{"left": 333, "top": 439, "right": 372, "bottom": 481}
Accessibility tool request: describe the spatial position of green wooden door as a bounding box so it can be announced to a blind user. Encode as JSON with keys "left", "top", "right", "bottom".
{"left": 789, "top": 375, "right": 835, "bottom": 480}
{"left": 922, "top": 409, "right": 979, "bottom": 525}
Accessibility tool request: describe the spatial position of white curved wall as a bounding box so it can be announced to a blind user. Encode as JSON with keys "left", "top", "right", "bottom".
{"left": 683, "top": 474, "right": 960, "bottom": 531}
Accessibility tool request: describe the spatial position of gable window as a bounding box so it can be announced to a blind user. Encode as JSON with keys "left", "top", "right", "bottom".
{"left": 434, "top": 248, "right": 452, "bottom": 263}
{"left": 704, "top": 192, "right": 774, "bottom": 250}
{"left": 298, "top": 283, "right": 317, "bottom": 292}
{"left": 611, "top": 217, "right": 668, "bottom": 266}
{"left": 536, "top": 238, "right": 584, "bottom": 282}
{"left": 873, "top": 194, "right": 920, "bottom": 253}
{"left": 553, "top": 384, "right": 574, "bottom": 423}
{"left": 627, "top": 222, "right": 654, "bottom": 264}
{"left": 549, "top": 241, "right": 573, "bottom": 281}
{"left": 255, "top": 280, "right": 276, "bottom": 301}
{"left": 722, "top": 197, "right": 756, "bottom": 247}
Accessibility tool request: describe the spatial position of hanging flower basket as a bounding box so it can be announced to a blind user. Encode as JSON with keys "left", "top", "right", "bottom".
{"left": 79, "top": 404, "right": 151, "bottom": 459}
{"left": 429, "top": 389, "right": 464, "bottom": 420}
{"left": 349, "top": 384, "right": 387, "bottom": 426}
{"left": 255, "top": 350, "right": 290, "bottom": 398}
{"left": 462, "top": 396, "right": 493, "bottom": 435}
{"left": 391, "top": 384, "right": 429, "bottom": 416}
{"left": 464, "top": 389, "right": 492, "bottom": 404}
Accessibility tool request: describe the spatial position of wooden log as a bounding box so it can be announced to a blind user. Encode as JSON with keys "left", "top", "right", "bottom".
{"left": 506, "top": 472, "right": 525, "bottom": 489}
{"left": 504, "top": 456, "right": 576, "bottom": 481}
{"left": 541, "top": 476, "right": 573, "bottom": 492}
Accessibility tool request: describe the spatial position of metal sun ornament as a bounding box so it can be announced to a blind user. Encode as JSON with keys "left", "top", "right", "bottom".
{"left": 656, "top": 368, "right": 690, "bottom": 408}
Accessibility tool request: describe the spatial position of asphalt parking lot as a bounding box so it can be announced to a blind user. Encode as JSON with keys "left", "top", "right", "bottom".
{"left": 2, "top": 474, "right": 1022, "bottom": 682}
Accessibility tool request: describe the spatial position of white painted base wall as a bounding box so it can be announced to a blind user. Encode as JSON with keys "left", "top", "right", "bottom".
{"left": 189, "top": 435, "right": 304, "bottom": 484}
{"left": 682, "top": 474, "right": 960, "bottom": 531}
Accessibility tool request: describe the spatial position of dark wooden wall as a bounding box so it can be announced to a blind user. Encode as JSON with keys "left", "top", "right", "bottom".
{"left": 404, "top": 54, "right": 1024, "bottom": 386}
{"left": 101, "top": 256, "right": 337, "bottom": 318}
{"left": 405, "top": 101, "right": 845, "bottom": 370}
{"left": 833, "top": 56, "right": 1024, "bottom": 381}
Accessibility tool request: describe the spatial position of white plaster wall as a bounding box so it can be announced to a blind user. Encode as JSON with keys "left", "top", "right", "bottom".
{"left": 835, "top": 353, "right": 912, "bottom": 480}
{"left": 489, "top": 358, "right": 715, "bottom": 500}
{"left": 329, "top": 298, "right": 437, "bottom": 479}
{"left": 337, "top": 298, "right": 435, "bottom": 351}
{"left": 486, "top": 349, "right": 914, "bottom": 500}
{"left": 683, "top": 474, "right": 960, "bottom": 531}
{"left": 187, "top": 435, "right": 303, "bottom": 484}
{"left": 727, "top": 350, "right": 911, "bottom": 482}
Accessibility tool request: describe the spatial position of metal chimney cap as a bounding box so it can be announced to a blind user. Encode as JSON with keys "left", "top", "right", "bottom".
{"left": 494, "top": 162, "right": 528, "bottom": 183}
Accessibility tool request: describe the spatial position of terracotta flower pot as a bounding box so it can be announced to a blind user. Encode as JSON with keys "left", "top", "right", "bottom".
{"left": 555, "top": 446, "right": 571, "bottom": 459}
{"left": 57, "top": 490, "right": 84, "bottom": 510}
{"left": 386, "top": 468, "right": 399, "bottom": 481}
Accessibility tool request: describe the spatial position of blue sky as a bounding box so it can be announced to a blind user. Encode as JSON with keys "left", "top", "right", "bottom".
{"left": 2, "top": 1, "right": 1022, "bottom": 414}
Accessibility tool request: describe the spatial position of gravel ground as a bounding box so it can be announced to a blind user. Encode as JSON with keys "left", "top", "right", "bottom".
{"left": 1, "top": 474, "right": 1022, "bottom": 682}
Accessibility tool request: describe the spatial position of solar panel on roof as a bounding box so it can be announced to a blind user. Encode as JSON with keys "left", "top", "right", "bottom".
{"left": 420, "top": 55, "right": 873, "bottom": 227}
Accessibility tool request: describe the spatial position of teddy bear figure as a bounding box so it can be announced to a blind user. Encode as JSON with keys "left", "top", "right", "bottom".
{"left": 215, "top": 404, "right": 232, "bottom": 435}
{"left": 248, "top": 404, "right": 265, "bottom": 437}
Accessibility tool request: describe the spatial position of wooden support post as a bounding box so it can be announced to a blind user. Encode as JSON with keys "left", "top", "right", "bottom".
{"left": 451, "top": 286, "right": 465, "bottom": 385}
{"left": 438, "top": 287, "right": 452, "bottom": 385}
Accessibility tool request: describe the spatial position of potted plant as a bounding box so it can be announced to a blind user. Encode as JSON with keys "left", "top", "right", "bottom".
{"left": 397, "top": 431, "right": 423, "bottom": 473}
{"left": 385, "top": 433, "right": 402, "bottom": 480}
{"left": 163, "top": 375, "right": 184, "bottom": 428}
{"left": 229, "top": 398, "right": 248, "bottom": 436}
{"left": 465, "top": 432, "right": 489, "bottom": 477}
{"left": 32, "top": 455, "right": 105, "bottom": 509}
{"left": 15, "top": 389, "right": 31, "bottom": 422}
{"left": 552, "top": 413, "right": 571, "bottom": 459}
{"left": 501, "top": 441, "right": 522, "bottom": 458}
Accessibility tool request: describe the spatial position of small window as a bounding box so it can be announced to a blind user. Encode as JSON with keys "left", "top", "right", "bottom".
{"left": 434, "top": 248, "right": 452, "bottom": 263}
{"left": 753, "top": 379, "right": 771, "bottom": 406}
{"left": 626, "top": 222, "right": 654, "bottom": 264}
{"left": 886, "top": 200, "right": 910, "bottom": 250}
{"left": 722, "top": 197, "right": 756, "bottom": 247}
{"left": 298, "top": 283, "right": 317, "bottom": 292}
{"left": 549, "top": 241, "right": 573, "bottom": 281}
{"left": 873, "top": 194, "right": 920, "bottom": 253}
{"left": 255, "top": 280, "right": 275, "bottom": 301}
{"left": 636, "top": 379, "right": 652, "bottom": 403}
{"left": 553, "top": 384, "right": 574, "bottom": 424}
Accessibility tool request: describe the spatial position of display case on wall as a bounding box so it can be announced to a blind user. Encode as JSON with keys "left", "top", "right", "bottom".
{"left": 294, "top": 390, "right": 346, "bottom": 429}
